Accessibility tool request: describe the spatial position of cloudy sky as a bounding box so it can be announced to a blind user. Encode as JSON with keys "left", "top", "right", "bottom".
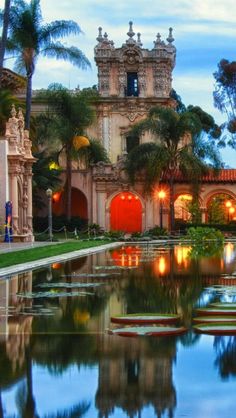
{"left": 1, "top": 0, "right": 236, "bottom": 165}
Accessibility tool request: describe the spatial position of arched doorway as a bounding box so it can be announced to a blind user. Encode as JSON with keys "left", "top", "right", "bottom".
{"left": 110, "top": 192, "right": 142, "bottom": 233}
{"left": 174, "top": 194, "right": 193, "bottom": 222}
{"left": 52, "top": 188, "right": 88, "bottom": 219}
{"left": 206, "top": 193, "right": 236, "bottom": 224}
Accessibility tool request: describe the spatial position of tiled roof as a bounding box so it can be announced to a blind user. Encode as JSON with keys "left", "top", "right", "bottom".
{"left": 163, "top": 169, "right": 236, "bottom": 183}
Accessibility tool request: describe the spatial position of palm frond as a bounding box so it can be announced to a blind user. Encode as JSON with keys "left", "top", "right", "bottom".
{"left": 40, "top": 20, "right": 82, "bottom": 45}
{"left": 41, "top": 42, "right": 90, "bottom": 69}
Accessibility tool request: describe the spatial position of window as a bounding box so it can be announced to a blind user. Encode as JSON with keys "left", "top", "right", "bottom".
{"left": 126, "top": 134, "right": 139, "bottom": 153}
{"left": 126, "top": 72, "right": 139, "bottom": 97}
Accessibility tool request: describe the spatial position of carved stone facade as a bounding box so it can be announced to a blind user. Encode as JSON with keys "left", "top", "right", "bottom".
{"left": 0, "top": 106, "right": 35, "bottom": 241}
{"left": 88, "top": 22, "right": 176, "bottom": 163}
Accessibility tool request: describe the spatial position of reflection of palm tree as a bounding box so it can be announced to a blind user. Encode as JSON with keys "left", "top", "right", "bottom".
{"left": 44, "top": 401, "right": 90, "bottom": 418}
{"left": 214, "top": 336, "right": 236, "bottom": 379}
{"left": 16, "top": 346, "right": 39, "bottom": 418}
{"left": 0, "top": 389, "right": 3, "bottom": 418}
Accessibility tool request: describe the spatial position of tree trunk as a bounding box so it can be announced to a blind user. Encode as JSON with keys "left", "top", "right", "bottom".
{"left": 0, "top": 0, "right": 11, "bottom": 84}
{"left": 66, "top": 148, "right": 72, "bottom": 222}
{"left": 169, "top": 176, "right": 175, "bottom": 231}
{"left": 25, "top": 72, "right": 33, "bottom": 130}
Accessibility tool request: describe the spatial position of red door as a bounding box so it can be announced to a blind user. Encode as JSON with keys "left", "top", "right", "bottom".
{"left": 110, "top": 192, "right": 142, "bottom": 232}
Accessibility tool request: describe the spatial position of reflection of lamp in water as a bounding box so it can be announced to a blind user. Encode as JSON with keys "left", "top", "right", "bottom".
{"left": 158, "top": 256, "right": 166, "bottom": 275}
{"left": 175, "top": 246, "right": 190, "bottom": 268}
{"left": 224, "top": 242, "right": 234, "bottom": 264}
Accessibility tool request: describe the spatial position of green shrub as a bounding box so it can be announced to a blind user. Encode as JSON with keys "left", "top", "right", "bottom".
{"left": 185, "top": 226, "right": 224, "bottom": 258}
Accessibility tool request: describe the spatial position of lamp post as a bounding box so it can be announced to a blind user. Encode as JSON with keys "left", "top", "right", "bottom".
{"left": 158, "top": 190, "right": 166, "bottom": 229}
{"left": 46, "top": 188, "right": 53, "bottom": 241}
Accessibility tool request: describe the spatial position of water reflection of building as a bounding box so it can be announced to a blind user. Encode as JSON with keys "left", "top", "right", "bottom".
{"left": 0, "top": 272, "right": 33, "bottom": 369}
{"left": 95, "top": 335, "right": 176, "bottom": 418}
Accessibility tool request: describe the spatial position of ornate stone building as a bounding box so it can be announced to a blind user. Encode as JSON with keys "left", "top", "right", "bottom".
{"left": 0, "top": 105, "right": 35, "bottom": 241}
{"left": 88, "top": 22, "right": 176, "bottom": 162}
{"left": 51, "top": 22, "right": 236, "bottom": 233}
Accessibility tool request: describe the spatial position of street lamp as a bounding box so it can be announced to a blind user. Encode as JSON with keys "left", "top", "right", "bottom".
{"left": 158, "top": 190, "right": 166, "bottom": 229}
{"left": 46, "top": 188, "right": 53, "bottom": 241}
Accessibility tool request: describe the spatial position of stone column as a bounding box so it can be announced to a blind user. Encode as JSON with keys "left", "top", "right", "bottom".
{"left": 0, "top": 137, "right": 9, "bottom": 228}
{"left": 26, "top": 165, "right": 34, "bottom": 240}
{"left": 96, "top": 183, "right": 107, "bottom": 229}
{"left": 9, "top": 168, "right": 19, "bottom": 234}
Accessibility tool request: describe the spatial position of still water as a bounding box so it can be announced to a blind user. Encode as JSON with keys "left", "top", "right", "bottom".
{"left": 1, "top": 243, "right": 236, "bottom": 418}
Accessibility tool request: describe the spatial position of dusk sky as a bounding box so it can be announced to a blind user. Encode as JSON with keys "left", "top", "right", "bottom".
{"left": 1, "top": 0, "right": 236, "bottom": 165}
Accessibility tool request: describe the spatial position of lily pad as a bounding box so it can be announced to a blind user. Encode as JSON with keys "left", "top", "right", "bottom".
{"left": 111, "top": 313, "right": 180, "bottom": 325}
{"left": 210, "top": 302, "right": 236, "bottom": 308}
{"left": 108, "top": 325, "right": 187, "bottom": 337}
{"left": 195, "top": 307, "right": 236, "bottom": 316}
{"left": 193, "top": 315, "right": 236, "bottom": 323}
{"left": 194, "top": 323, "right": 236, "bottom": 335}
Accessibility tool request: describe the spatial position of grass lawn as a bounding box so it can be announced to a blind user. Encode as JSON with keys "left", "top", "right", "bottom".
{"left": 0, "top": 239, "right": 112, "bottom": 269}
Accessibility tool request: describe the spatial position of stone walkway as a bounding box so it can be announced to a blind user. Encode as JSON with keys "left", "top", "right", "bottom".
{"left": 0, "top": 240, "right": 59, "bottom": 254}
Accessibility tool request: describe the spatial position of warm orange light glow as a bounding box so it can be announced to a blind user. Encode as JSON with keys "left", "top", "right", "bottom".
{"left": 52, "top": 192, "right": 61, "bottom": 203}
{"left": 121, "top": 195, "right": 125, "bottom": 200}
{"left": 225, "top": 200, "right": 232, "bottom": 208}
{"left": 175, "top": 246, "right": 191, "bottom": 268}
{"left": 229, "top": 207, "right": 235, "bottom": 214}
{"left": 180, "top": 194, "right": 193, "bottom": 201}
{"left": 224, "top": 242, "right": 234, "bottom": 264}
{"left": 52, "top": 263, "right": 62, "bottom": 269}
{"left": 128, "top": 195, "right": 132, "bottom": 200}
{"left": 158, "top": 256, "right": 166, "bottom": 275}
{"left": 158, "top": 190, "right": 166, "bottom": 199}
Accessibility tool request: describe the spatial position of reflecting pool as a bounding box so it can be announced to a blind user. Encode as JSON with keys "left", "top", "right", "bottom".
{"left": 1, "top": 243, "right": 236, "bottom": 417}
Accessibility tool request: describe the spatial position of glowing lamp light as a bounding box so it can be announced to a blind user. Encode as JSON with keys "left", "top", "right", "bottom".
{"left": 128, "top": 195, "right": 132, "bottom": 200}
{"left": 225, "top": 200, "right": 232, "bottom": 208}
{"left": 121, "top": 195, "right": 125, "bottom": 200}
{"left": 52, "top": 192, "right": 61, "bottom": 203}
{"left": 229, "top": 207, "right": 235, "bottom": 214}
{"left": 158, "top": 190, "right": 166, "bottom": 200}
{"left": 49, "top": 162, "right": 60, "bottom": 170}
{"left": 73, "top": 135, "right": 90, "bottom": 150}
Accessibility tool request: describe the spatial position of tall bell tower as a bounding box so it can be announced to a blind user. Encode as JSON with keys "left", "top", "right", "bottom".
{"left": 91, "top": 22, "right": 176, "bottom": 162}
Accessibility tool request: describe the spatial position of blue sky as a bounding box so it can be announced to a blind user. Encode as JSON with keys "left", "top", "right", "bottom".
{"left": 1, "top": 0, "right": 236, "bottom": 166}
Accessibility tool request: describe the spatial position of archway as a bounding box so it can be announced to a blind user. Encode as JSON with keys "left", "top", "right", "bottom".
{"left": 174, "top": 194, "right": 193, "bottom": 222}
{"left": 52, "top": 188, "right": 88, "bottom": 219}
{"left": 206, "top": 192, "right": 236, "bottom": 224}
{"left": 110, "top": 192, "right": 142, "bottom": 233}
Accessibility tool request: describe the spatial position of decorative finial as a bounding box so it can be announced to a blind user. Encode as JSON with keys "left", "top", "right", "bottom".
{"left": 153, "top": 33, "right": 164, "bottom": 48}
{"left": 96, "top": 27, "right": 103, "bottom": 42}
{"left": 18, "top": 107, "right": 25, "bottom": 128}
{"left": 166, "top": 27, "right": 174, "bottom": 44}
{"left": 127, "top": 21, "right": 135, "bottom": 39}
{"left": 104, "top": 32, "right": 108, "bottom": 40}
{"left": 11, "top": 104, "right": 16, "bottom": 118}
{"left": 137, "top": 32, "right": 142, "bottom": 47}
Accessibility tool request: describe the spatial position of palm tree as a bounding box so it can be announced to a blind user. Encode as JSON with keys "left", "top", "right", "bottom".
{"left": 35, "top": 84, "right": 109, "bottom": 220}
{"left": 125, "top": 106, "right": 222, "bottom": 230}
{"left": 4, "top": 0, "right": 90, "bottom": 129}
{"left": 0, "top": 0, "right": 11, "bottom": 75}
